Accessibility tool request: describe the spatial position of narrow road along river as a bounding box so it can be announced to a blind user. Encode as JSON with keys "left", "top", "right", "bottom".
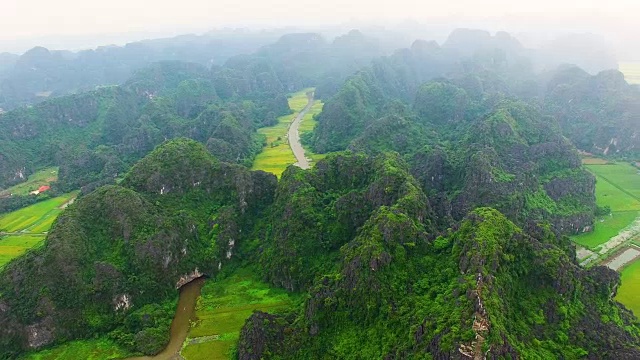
{"left": 288, "top": 91, "right": 314, "bottom": 170}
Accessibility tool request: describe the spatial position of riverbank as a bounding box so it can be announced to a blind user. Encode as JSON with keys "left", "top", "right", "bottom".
{"left": 180, "top": 268, "right": 301, "bottom": 360}
{"left": 126, "top": 278, "right": 205, "bottom": 360}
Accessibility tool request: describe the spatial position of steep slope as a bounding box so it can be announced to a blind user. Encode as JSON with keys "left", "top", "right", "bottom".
{"left": 240, "top": 207, "right": 640, "bottom": 359}
{"left": 0, "top": 139, "right": 276, "bottom": 357}
{"left": 544, "top": 66, "right": 640, "bottom": 157}
{"left": 312, "top": 62, "right": 595, "bottom": 234}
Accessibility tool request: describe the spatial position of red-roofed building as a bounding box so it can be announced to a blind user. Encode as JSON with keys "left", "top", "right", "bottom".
{"left": 38, "top": 185, "right": 50, "bottom": 193}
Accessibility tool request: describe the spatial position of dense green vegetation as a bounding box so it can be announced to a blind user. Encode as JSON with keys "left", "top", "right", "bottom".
{"left": 2, "top": 28, "right": 640, "bottom": 360}
{"left": 238, "top": 153, "right": 639, "bottom": 358}
{"left": 0, "top": 139, "right": 277, "bottom": 358}
{"left": 182, "top": 267, "right": 300, "bottom": 360}
{"left": 310, "top": 45, "right": 596, "bottom": 234}
{"left": 543, "top": 66, "right": 640, "bottom": 158}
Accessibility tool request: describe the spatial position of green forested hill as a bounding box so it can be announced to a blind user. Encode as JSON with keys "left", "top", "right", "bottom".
{"left": 1, "top": 144, "right": 637, "bottom": 359}
{"left": 1, "top": 29, "right": 639, "bottom": 360}
{"left": 543, "top": 66, "right": 640, "bottom": 158}
{"left": 0, "top": 139, "right": 277, "bottom": 357}
{"left": 311, "top": 48, "right": 595, "bottom": 235}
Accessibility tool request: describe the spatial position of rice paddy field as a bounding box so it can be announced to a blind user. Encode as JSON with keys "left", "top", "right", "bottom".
{"left": 0, "top": 192, "right": 77, "bottom": 267}
{"left": 0, "top": 167, "right": 58, "bottom": 197}
{"left": 251, "top": 88, "right": 325, "bottom": 177}
{"left": 573, "top": 161, "right": 640, "bottom": 248}
{"left": 573, "top": 159, "right": 640, "bottom": 317}
{"left": 616, "top": 260, "right": 640, "bottom": 317}
{"left": 619, "top": 62, "right": 640, "bottom": 85}
{"left": 181, "top": 268, "right": 300, "bottom": 360}
{"left": 572, "top": 211, "right": 639, "bottom": 250}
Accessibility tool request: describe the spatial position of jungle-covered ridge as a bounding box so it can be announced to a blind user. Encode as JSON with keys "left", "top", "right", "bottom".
{"left": 0, "top": 27, "right": 639, "bottom": 359}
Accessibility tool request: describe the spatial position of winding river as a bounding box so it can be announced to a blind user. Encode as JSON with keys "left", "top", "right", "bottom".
{"left": 126, "top": 277, "right": 205, "bottom": 360}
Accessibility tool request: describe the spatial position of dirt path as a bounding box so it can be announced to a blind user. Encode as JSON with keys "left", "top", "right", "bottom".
{"left": 288, "top": 91, "right": 314, "bottom": 170}
{"left": 604, "top": 246, "right": 640, "bottom": 271}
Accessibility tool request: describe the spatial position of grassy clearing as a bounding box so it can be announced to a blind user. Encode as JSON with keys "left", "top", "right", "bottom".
{"left": 573, "top": 211, "right": 639, "bottom": 250}
{"left": 0, "top": 234, "right": 45, "bottom": 267}
{"left": 19, "top": 338, "right": 132, "bottom": 360}
{"left": 619, "top": 62, "right": 640, "bottom": 85}
{"left": 0, "top": 192, "right": 77, "bottom": 268}
{"left": 616, "top": 259, "right": 640, "bottom": 317}
{"left": 181, "top": 268, "right": 301, "bottom": 360}
{"left": 586, "top": 163, "right": 640, "bottom": 200}
{"left": 0, "top": 193, "right": 76, "bottom": 233}
{"left": 299, "top": 100, "right": 327, "bottom": 163}
{"left": 585, "top": 164, "right": 640, "bottom": 212}
{"left": 251, "top": 89, "right": 314, "bottom": 177}
{"left": 571, "top": 161, "right": 640, "bottom": 249}
{"left": 0, "top": 167, "right": 58, "bottom": 197}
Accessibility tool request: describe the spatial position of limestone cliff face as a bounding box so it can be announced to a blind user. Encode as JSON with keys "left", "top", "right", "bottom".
{"left": 240, "top": 208, "right": 640, "bottom": 359}
{"left": 0, "top": 139, "right": 277, "bottom": 355}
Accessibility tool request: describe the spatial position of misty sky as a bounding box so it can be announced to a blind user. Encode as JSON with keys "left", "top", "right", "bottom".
{"left": 1, "top": 0, "right": 639, "bottom": 54}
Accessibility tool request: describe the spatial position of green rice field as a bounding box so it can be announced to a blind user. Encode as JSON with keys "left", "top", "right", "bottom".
{"left": 572, "top": 162, "right": 640, "bottom": 249}
{"left": 574, "top": 160, "right": 640, "bottom": 317}
{"left": 0, "top": 167, "right": 58, "bottom": 197}
{"left": 619, "top": 62, "right": 640, "bottom": 85}
{"left": 572, "top": 211, "right": 639, "bottom": 250}
{"left": 0, "top": 192, "right": 77, "bottom": 267}
{"left": 181, "top": 268, "right": 300, "bottom": 360}
{"left": 616, "top": 260, "right": 640, "bottom": 317}
{"left": 0, "top": 193, "right": 76, "bottom": 233}
{"left": 251, "top": 88, "right": 325, "bottom": 177}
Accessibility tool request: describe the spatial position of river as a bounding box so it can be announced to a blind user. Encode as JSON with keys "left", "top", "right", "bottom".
{"left": 126, "top": 277, "right": 205, "bottom": 360}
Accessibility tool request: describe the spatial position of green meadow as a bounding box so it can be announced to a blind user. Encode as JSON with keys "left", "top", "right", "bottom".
{"left": 0, "top": 167, "right": 58, "bottom": 197}
{"left": 586, "top": 163, "right": 640, "bottom": 201}
{"left": 0, "top": 192, "right": 77, "bottom": 268}
{"left": 252, "top": 88, "right": 326, "bottom": 177}
{"left": 616, "top": 260, "right": 640, "bottom": 317}
{"left": 573, "top": 160, "right": 640, "bottom": 317}
{"left": 0, "top": 193, "right": 76, "bottom": 233}
{"left": 572, "top": 162, "right": 640, "bottom": 249}
{"left": 0, "top": 234, "right": 45, "bottom": 268}
{"left": 251, "top": 89, "right": 310, "bottom": 177}
{"left": 182, "top": 268, "right": 300, "bottom": 360}
{"left": 572, "top": 211, "right": 639, "bottom": 250}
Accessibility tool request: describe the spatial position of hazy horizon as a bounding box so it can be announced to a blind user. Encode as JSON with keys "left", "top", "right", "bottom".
{"left": 1, "top": 0, "right": 639, "bottom": 59}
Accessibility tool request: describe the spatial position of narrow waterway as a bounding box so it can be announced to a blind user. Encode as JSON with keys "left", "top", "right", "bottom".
{"left": 288, "top": 91, "right": 314, "bottom": 169}
{"left": 126, "top": 277, "right": 205, "bottom": 360}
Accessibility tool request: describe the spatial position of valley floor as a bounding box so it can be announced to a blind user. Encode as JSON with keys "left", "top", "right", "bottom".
{"left": 0, "top": 192, "right": 77, "bottom": 268}
{"left": 180, "top": 268, "right": 300, "bottom": 360}
{"left": 251, "top": 88, "right": 324, "bottom": 177}
{"left": 573, "top": 158, "right": 640, "bottom": 316}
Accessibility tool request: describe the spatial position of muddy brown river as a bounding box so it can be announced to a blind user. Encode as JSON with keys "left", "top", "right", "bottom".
{"left": 125, "top": 277, "right": 205, "bottom": 360}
